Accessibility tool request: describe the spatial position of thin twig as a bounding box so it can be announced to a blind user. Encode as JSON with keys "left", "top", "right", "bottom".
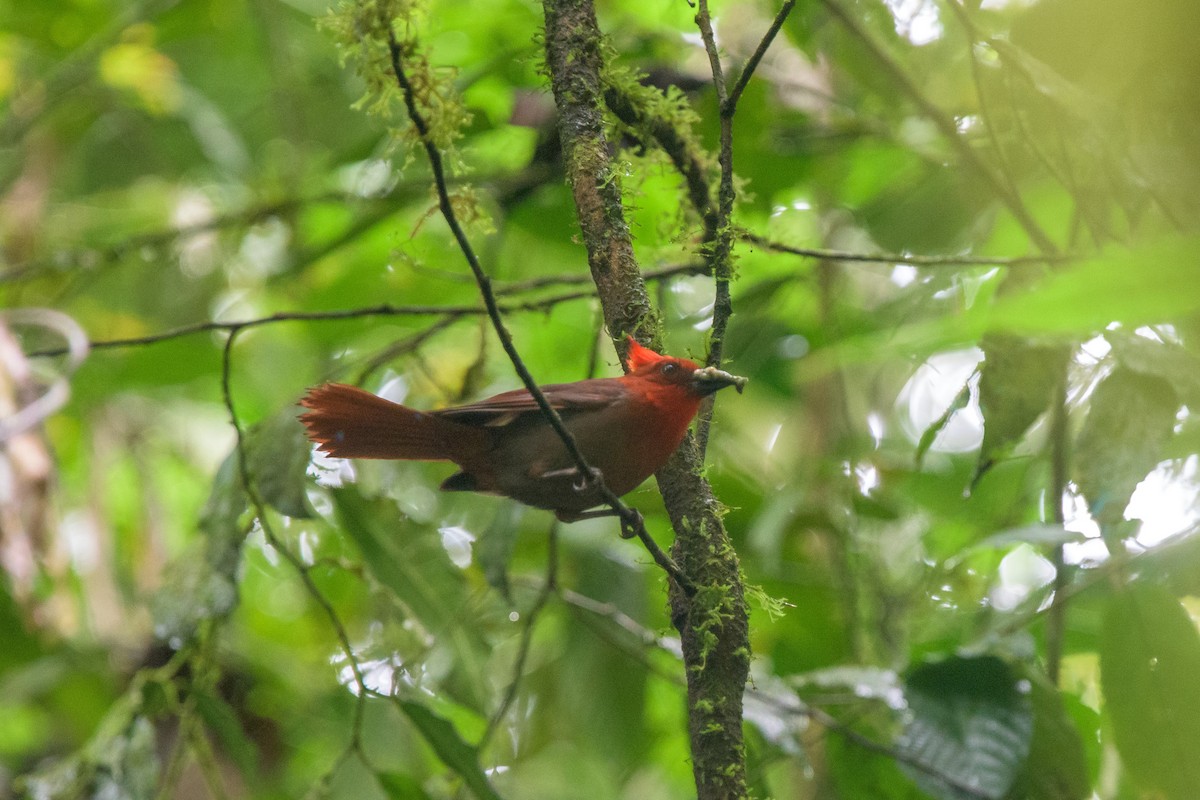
{"left": 0, "top": 170, "right": 531, "bottom": 286}
{"left": 1045, "top": 375, "right": 1069, "bottom": 684}
{"left": 694, "top": 0, "right": 737, "bottom": 459}
{"left": 725, "top": 1, "right": 798, "bottom": 113}
{"left": 498, "top": 260, "right": 708, "bottom": 293}
{"left": 385, "top": 28, "right": 692, "bottom": 592}
{"left": 354, "top": 314, "right": 465, "bottom": 384}
{"left": 24, "top": 294, "right": 583, "bottom": 358}
{"left": 741, "top": 230, "right": 1070, "bottom": 266}
{"left": 25, "top": 263, "right": 706, "bottom": 360}
{"left": 220, "top": 329, "right": 371, "bottom": 758}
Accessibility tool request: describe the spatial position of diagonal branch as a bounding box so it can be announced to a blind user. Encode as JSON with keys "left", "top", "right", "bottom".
{"left": 725, "top": 1, "right": 798, "bottom": 114}
{"left": 383, "top": 27, "right": 688, "bottom": 590}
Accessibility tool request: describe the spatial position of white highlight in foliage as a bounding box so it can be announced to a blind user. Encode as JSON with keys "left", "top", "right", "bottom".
{"left": 883, "top": 0, "right": 943, "bottom": 45}
{"left": 439, "top": 525, "right": 476, "bottom": 569}
{"left": 898, "top": 348, "right": 984, "bottom": 454}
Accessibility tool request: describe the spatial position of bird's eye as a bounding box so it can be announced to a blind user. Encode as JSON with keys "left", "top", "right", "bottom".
{"left": 660, "top": 362, "right": 679, "bottom": 377}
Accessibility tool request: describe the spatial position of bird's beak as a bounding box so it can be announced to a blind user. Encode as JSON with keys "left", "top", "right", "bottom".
{"left": 690, "top": 366, "right": 748, "bottom": 396}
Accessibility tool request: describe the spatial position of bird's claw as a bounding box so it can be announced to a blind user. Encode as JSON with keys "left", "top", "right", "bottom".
{"left": 572, "top": 466, "right": 603, "bottom": 493}
{"left": 619, "top": 510, "right": 643, "bottom": 539}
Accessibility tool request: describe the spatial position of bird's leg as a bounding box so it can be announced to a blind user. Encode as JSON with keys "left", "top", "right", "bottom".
{"left": 555, "top": 506, "right": 617, "bottom": 522}
{"left": 538, "top": 465, "right": 604, "bottom": 490}
{"left": 553, "top": 505, "right": 642, "bottom": 539}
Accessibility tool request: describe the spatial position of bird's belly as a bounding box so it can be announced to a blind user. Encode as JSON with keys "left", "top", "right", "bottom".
{"left": 483, "top": 405, "right": 688, "bottom": 513}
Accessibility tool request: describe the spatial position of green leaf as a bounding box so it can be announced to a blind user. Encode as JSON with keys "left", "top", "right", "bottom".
{"left": 376, "top": 770, "right": 435, "bottom": 800}
{"left": 154, "top": 454, "right": 245, "bottom": 641}
{"left": 1008, "top": 671, "right": 1090, "bottom": 800}
{"left": 988, "top": 236, "right": 1200, "bottom": 335}
{"left": 1075, "top": 366, "right": 1178, "bottom": 530}
{"left": 916, "top": 380, "right": 971, "bottom": 468}
{"left": 397, "top": 700, "right": 503, "bottom": 800}
{"left": 1108, "top": 330, "right": 1200, "bottom": 406}
{"left": 476, "top": 504, "right": 522, "bottom": 601}
{"left": 897, "top": 655, "right": 1033, "bottom": 800}
{"left": 1100, "top": 584, "right": 1200, "bottom": 800}
{"left": 975, "top": 334, "right": 1067, "bottom": 482}
{"left": 332, "top": 487, "right": 490, "bottom": 710}
{"left": 194, "top": 690, "right": 260, "bottom": 783}
{"left": 245, "top": 406, "right": 314, "bottom": 519}
{"left": 966, "top": 524, "right": 1084, "bottom": 552}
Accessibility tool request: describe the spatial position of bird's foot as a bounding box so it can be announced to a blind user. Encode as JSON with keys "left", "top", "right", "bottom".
{"left": 576, "top": 466, "right": 604, "bottom": 492}
{"left": 619, "top": 509, "right": 643, "bottom": 539}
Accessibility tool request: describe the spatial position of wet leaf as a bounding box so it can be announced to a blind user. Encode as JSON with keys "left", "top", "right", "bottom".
{"left": 333, "top": 487, "right": 490, "bottom": 711}
{"left": 246, "top": 407, "right": 314, "bottom": 519}
{"left": 898, "top": 655, "right": 1033, "bottom": 800}
{"left": 397, "top": 700, "right": 504, "bottom": 800}
{"left": 1100, "top": 585, "right": 1200, "bottom": 800}
{"left": 1075, "top": 366, "right": 1178, "bottom": 530}
{"left": 476, "top": 504, "right": 522, "bottom": 601}
{"left": 1008, "top": 670, "right": 1090, "bottom": 800}
{"left": 975, "top": 335, "right": 1067, "bottom": 481}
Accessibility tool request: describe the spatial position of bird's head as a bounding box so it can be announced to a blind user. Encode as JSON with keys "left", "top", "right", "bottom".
{"left": 624, "top": 337, "right": 747, "bottom": 398}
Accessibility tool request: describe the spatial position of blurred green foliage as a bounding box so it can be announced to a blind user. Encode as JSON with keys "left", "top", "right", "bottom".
{"left": 3, "top": 0, "right": 1200, "bottom": 797}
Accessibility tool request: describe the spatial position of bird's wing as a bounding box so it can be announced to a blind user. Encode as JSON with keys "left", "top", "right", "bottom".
{"left": 436, "top": 378, "right": 626, "bottom": 427}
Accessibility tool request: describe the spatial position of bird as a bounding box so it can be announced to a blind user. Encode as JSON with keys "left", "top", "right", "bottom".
{"left": 298, "top": 338, "right": 746, "bottom": 522}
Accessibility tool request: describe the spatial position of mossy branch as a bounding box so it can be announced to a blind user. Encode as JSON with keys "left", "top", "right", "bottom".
{"left": 542, "top": 2, "right": 751, "bottom": 797}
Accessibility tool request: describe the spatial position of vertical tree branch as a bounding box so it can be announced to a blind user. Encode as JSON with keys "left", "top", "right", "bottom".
{"left": 542, "top": 2, "right": 750, "bottom": 797}
{"left": 692, "top": 0, "right": 736, "bottom": 459}
{"left": 1045, "top": 375, "right": 1069, "bottom": 684}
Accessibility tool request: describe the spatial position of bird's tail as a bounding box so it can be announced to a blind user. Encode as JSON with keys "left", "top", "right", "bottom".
{"left": 299, "top": 383, "right": 487, "bottom": 461}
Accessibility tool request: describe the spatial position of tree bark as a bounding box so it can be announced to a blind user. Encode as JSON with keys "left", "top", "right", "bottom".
{"left": 542, "top": 2, "right": 750, "bottom": 797}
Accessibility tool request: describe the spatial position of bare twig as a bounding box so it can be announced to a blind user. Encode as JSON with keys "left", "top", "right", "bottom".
{"left": 741, "top": 230, "right": 1071, "bottom": 266}
{"left": 725, "top": 1, "right": 798, "bottom": 113}
{"left": 24, "top": 294, "right": 581, "bottom": 358}
{"left": 693, "top": 0, "right": 737, "bottom": 459}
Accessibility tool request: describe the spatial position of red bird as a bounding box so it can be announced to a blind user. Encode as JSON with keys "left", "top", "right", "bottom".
{"left": 298, "top": 338, "right": 746, "bottom": 521}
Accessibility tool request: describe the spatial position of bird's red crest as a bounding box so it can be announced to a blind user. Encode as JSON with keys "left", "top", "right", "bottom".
{"left": 625, "top": 337, "right": 665, "bottom": 372}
